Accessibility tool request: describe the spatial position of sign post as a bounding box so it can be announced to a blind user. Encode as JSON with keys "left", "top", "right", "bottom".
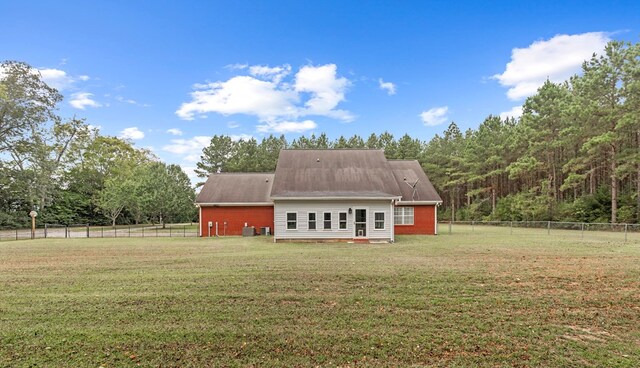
{"left": 29, "top": 211, "right": 38, "bottom": 239}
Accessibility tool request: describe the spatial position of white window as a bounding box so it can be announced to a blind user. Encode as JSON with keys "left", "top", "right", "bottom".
{"left": 308, "top": 212, "right": 316, "bottom": 230}
{"left": 394, "top": 207, "right": 414, "bottom": 225}
{"left": 286, "top": 212, "right": 297, "bottom": 230}
{"left": 339, "top": 212, "right": 347, "bottom": 229}
{"left": 324, "top": 212, "right": 332, "bottom": 229}
{"left": 374, "top": 212, "right": 385, "bottom": 229}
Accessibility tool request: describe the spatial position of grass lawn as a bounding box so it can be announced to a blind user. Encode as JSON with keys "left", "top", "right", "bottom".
{"left": 0, "top": 229, "right": 639, "bottom": 367}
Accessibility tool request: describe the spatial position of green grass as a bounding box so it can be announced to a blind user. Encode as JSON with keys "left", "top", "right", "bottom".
{"left": 1, "top": 229, "right": 639, "bottom": 367}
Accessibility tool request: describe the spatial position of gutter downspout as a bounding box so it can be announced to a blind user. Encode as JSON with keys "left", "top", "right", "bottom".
{"left": 390, "top": 199, "right": 395, "bottom": 243}
{"left": 435, "top": 203, "right": 439, "bottom": 235}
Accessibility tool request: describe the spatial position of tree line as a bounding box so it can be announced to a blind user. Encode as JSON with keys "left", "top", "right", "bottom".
{"left": 197, "top": 40, "right": 640, "bottom": 224}
{"left": 0, "top": 61, "right": 196, "bottom": 228}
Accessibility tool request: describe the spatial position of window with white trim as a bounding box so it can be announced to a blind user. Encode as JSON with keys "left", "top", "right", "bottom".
{"left": 394, "top": 207, "right": 414, "bottom": 225}
{"left": 286, "top": 212, "right": 297, "bottom": 230}
{"left": 339, "top": 212, "right": 347, "bottom": 229}
{"left": 324, "top": 212, "right": 332, "bottom": 229}
{"left": 308, "top": 212, "right": 316, "bottom": 230}
{"left": 374, "top": 212, "right": 385, "bottom": 229}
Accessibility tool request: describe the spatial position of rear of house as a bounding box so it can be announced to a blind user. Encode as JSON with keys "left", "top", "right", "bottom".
{"left": 388, "top": 160, "right": 441, "bottom": 235}
{"left": 196, "top": 173, "right": 274, "bottom": 236}
{"left": 196, "top": 149, "right": 443, "bottom": 241}
{"left": 271, "top": 150, "right": 401, "bottom": 242}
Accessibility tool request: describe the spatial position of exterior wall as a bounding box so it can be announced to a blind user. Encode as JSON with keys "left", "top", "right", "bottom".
{"left": 394, "top": 205, "right": 437, "bottom": 235}
{"left": 199, "top": 206, "right": 274, "bottom": 237}
{"left": 274, "top": 200, "right": 394, "bottom": 241}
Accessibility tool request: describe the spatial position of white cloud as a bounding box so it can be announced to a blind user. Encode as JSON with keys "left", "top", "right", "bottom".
{"left": 249, "top": 64, "right": 291, "bottom": 83}
{"left": 162, "top": 135, "right": 211, "bottom": 155}
{"left": 176, "top": 75, "right": 298, "bottom": 121}
{"left": 257, "top": 120, "right": 317, "bottom": 133}
{"left": 176, "top": 63, "right": 353, "bottom": 130}
{"left": 493, "top": 32, "right": 610, "bottom": 100}
{"left": 78, "top": 75, "right": 90, "bottom": 81}
{"left": 69, "top": 92, "right": 102, "bottom": 109}
{"left": 39, "top": 68, "right": 75, "bottom": 90}
{"left": 499, "top": 106, "right": 523, "bottom": 120}
{"left": 227, "top": 121, "right": 240, "bottom": 129}
{"left": 166, "top": 128, "right": 183, "bottom": 136}
{"left": 119, "top": 127, "right": 145, "bottom": 140}
{"left": 378, "top": 78, "right": 396, "bottom": 95}
{"left": 294, "top": 64, "right": 352, "bottom": 121}
{"left": 420, "top": 106, "right": 449, "bottom": 126}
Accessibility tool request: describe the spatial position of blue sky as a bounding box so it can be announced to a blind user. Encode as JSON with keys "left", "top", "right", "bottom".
{"left": 1, "top": 0, "right": 639, "bottom": 180}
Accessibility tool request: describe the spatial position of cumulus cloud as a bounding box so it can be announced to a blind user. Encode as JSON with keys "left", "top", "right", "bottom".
{"left": 167, "top": 128, "right": 183, "bottom": 136}
{"left": 119, "top": 127, "right": 145, "bottom": 140}
{"left": 378, "top": 78, "right": 396, "bottom": 95}
{"left": 39, "top": 68, "right": 75, "bottom": 90}
{"left": 69, "top": 92, "right": 102, "bottom": 109}
{"left": 499, "top": 106, "right": 524, "bottom": 120}
{"left": 249, "top": 64, "right": 291, "bottom": 83}
{"left": 78, "top": 75, "right": 90, "bottom": 81}
{"left": 420, "top": 106, "right": 449, "bottom": 126}
{"left": 176, "top": 63, "right": 352, "bottom": 133}
{"left": 257, "top": 120, "right": 318, "bottom": 133}
{"left": 493, "top": 32, "right": 610, "bottom": 100}
{"left": 162, "top": 134, "right": 255, "bottom": 164}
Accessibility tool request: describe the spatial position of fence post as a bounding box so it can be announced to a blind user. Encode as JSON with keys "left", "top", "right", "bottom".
{"left": 86, "top": 224, "right": 89, "bottom": 238}
{"left": 16, "top": 229, "right": 18, "bottom": 240}
{"left": 449, "top": 221, "right": 452, "bottom": 234}
{"left": 184, "top": 225, "right": 186, "bottom": 237}
{"left": 547, "top": 221, "right": 550, "bottom": 235}
{"left": 169, "top": 226, "right": 172, "bottom": 237}
{"left": 101, "top": 226, "right": 104, "bottom": 238}
{"left": 625, "top": 223, "right": 628, "bottom": 242}
{"left": 156, "top": 226, "right": 158, "bottom": 237}
{"left": 581, "top": 223, "right": 584, "bottom": 239}
{"left": 45, "top": 223, "right": 48, "bottom": 238}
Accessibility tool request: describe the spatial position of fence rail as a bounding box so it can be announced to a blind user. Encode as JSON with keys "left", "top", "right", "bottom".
{"left": 439, "top": 220, "right": 640, "bottom": 242}
{"left": 0, "top": 223, "right": 199, "bottom": 242}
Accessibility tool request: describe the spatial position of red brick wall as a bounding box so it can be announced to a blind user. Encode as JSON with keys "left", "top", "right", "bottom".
{"left": 199, "top": 206, "right": 274, "bottom": 236}
{"left": 394, "top": 205, "right": 437, "bottom": 235}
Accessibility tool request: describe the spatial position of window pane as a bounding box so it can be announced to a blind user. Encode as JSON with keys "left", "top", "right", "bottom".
{"left": 287, "top": 213, "right": 297, "bottom": 230}
{"left": 324, "top": 212, "right": 331, "bottom": 229}
{"left": 308, "top": 213, "right": 315, "bottom": 221}
{"left": 375, "top": 212, "right": 384, "bottom": 229}
{"left": 339, "top": 212, "right": 347, "bottom": 229}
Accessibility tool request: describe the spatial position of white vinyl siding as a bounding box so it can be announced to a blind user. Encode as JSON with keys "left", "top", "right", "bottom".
{"left": 394, "top": 206, "right": 414, "bottom": 225}
{"left": 274, "top": 200, "right": 394, "bottom": 241}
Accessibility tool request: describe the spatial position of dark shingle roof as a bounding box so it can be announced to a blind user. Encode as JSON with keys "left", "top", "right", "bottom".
{"left": 270, "top": 149, "right": 403, "bottom": 198}
{"left": 196, "top": 173, "right": 274, "bottom": 204}
{"left": 388, "top": 160, "right": 442, "bottom": 202}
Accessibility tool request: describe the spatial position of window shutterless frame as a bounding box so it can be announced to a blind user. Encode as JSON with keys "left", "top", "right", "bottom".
{"left": 286, "top": 212, "right": 297, "bottom": 230}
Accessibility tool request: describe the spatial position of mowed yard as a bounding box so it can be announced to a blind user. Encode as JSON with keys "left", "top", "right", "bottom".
{"left": 0, "top": 228, "right": 639, "bottom": 367}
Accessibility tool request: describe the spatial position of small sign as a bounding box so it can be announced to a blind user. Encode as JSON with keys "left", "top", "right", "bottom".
{"left": 29, "top": 211, "right": 38, "bottom": 218}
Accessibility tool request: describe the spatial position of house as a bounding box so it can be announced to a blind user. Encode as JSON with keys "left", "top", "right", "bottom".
{"left": 196, "top": 149, "right": 442, "bottom": 242}
{"left": 196, "top": 173, "right": 274, "bottom": 237}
